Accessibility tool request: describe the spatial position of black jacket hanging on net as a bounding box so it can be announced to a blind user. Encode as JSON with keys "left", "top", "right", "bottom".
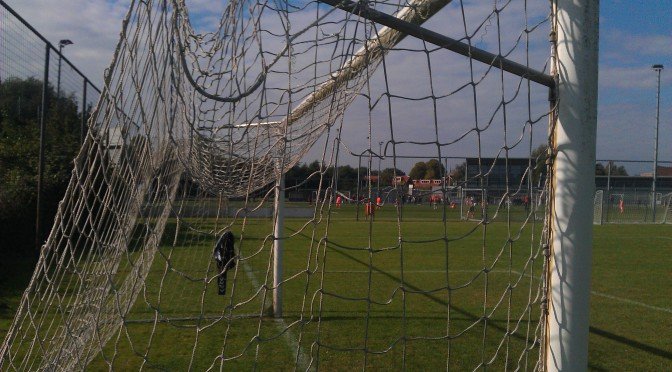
{"left": 213, "top": 231, "right": 236, "bottom": 295}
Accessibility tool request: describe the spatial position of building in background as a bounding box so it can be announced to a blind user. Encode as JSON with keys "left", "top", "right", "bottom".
{"left": 464, "top": 157, "right": 535, "bottom": 192}
{"left": 639, "top": 165, "right": 672, "bottom": 178}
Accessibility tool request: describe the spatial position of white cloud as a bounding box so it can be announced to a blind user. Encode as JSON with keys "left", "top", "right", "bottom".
{"left": 3, "top": 0, "right": 669, "bottom": 174}
{"left": 600, "top": 65, "right": 672, "bottom": 90}
{"left": 3, "top": 0, "right": 129, "bottom": 87}
{"left": 604, "top": 29, "right": 672, "bottom": 60}
{"left": 600, "top": 29, "right": 672, "bottom": 89}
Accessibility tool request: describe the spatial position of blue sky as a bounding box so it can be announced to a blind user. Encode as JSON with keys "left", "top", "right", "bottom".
{"left": 598, "top": 1, "right": 671, "bottom": 172}
{"left": 5, "top": 0, "right": 671, "bottom": 174}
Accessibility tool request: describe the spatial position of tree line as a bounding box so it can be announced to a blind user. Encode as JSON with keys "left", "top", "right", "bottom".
{"left": 0, "top": 77, "right": 87, "bottom": 258}
{"left": 284, "top": 161, "right": 405, "bottom": 192}
{"left": 0, "top": 77, "right": 630, "bottom": 258}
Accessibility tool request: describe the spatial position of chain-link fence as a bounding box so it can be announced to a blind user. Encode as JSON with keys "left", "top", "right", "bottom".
{"left": 0, "top": 1, "right": 102, "bottom": 252}
{"left": 594, "top": 160, "right": 672, "bottom": 224}
{"left": 595, "top": 189, "right": 672, "bottom": 224}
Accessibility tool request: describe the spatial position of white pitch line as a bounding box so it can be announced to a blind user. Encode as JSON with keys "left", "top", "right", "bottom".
{"left": 589, "top": 291, "right": 672, "bottom": 314}
{"left": 242, "top": 262, "right": 310, "bottom": 370}
{"left": 326, "top": 269, "right": 672, "bottom": 314}
{"left": 598, "top": 235, "right": 672, "bottom": 241}
{"left": 506, "top": 270, "right": 672, "bottom": 314}
{"left": 324, "top": 269, "right": 513, "bottom": 274}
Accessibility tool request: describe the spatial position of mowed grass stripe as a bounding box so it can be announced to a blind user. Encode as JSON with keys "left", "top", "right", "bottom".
{"left": 1, "top": 207, "right": 670, "bottom": 370}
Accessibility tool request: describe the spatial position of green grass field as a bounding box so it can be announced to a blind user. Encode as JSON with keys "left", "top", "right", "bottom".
{"left": 1, "top": 204, "right": 670, "bottom": 370}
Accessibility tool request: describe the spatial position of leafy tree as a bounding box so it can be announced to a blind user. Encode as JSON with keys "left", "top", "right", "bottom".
{"left": 0, "top": 77, "right": 84, "bottom": 256}
{"left": 379, "top": 167, "right": 405, "bottom": 186}
{"left": 604, "top": 162, "right": 628, "bottom": 176}
{"left": 595, "top": 163, "right": 607, "bottom": 176}
{"left": 425, "top": 159, "right": 446, "bottom": 179}
{"left": 449, "top": 162, "right": 466, "bottom": 184}
{"left": 614, "top": 166, "right": 628, "bottom": 176}
{"left": 285, "top": 163, "right": 309, "bottom": 188}
{"left": 408, "top": 159, "right": 446, "bottom": 180}
{"left": 595, "top": 162, "right": 628, "bottom": 176}
{"left": 335, "top": 165, "right": 359, "bottom": 190}
{"left": 284, "top": 162, "right": 371, "bottom": 193}
{"left": 408, "top": 161, "right": 428, "bottom": 180}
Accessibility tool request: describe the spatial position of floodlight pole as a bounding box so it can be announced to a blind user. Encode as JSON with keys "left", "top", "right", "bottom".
{"left": 652, "top": 64, "right": 663, "bottom": 222}
{"left": 273, "top": 164, "right": 285, "bottom": 318}
{"left": 547, "top": 0, "right": 599, "bottom": 371}
{"left": 605, "top": 161, "right": 612, "bottom": 224}
{"left": 56, "top": 39, "right": 73, "bottom": 98}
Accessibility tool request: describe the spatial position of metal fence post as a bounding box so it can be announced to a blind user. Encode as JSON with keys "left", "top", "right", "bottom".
{"left": 35, "top": 44, "right": 50, "bottom": 251}
{"left": 356, "top": 155, "right": 362, "bottom": 221}
{"left": 652, "top": 64, "right": 663, "bottom": 222}
{"left": 605, "top": 161, "right": 612, "bottom": 223}
{"left": 81, "top": 78, "right": 88, "bottom": 143}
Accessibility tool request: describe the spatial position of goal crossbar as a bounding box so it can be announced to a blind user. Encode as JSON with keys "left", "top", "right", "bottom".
{"left": 318, "top": 0, "right": 555, "bottom": 88}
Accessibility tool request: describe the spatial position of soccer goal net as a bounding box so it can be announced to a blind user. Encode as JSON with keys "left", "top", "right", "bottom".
{"left": 460, "top": 187, "right": 543, "bottom": 223}
{"left": 597, "top": 190, "right": 671, "bottom": 224}
{"left": 662, "top": 192, "right": 672, "bottom": 224}
{"left": 0, "top": 0, "right": 588, "bottom": 370}
{"left": 593, "top": 190, "right": 603, "bottom": 225}
{"left": 459, "top": 188, "right": 487, "bottom": 221}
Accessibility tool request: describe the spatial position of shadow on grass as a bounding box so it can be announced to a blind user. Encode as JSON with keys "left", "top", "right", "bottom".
{"left": 285, "top": 226, "right": 539, "bottom": 345}
{"left": 589, "top": 326, "right": 672, "bottom": 360}
{"left": 287, "top": 226, "right": 672, "bottom": 363}
{"left": 331, "top": 241, "right": 672, "bottom": 362}
{"left": 315, "top": 314, "right": 531, "bottom": 322}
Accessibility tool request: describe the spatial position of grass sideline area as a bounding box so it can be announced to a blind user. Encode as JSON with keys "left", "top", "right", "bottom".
{"left": 0, "top": 205, "right": 670, "bottom": 370}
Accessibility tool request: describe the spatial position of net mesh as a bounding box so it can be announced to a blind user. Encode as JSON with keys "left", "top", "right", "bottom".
{"left": 1, "top": 0, "right": 557, "bottom": 370}
{"left": 595, "top": 190, "right": 672, "bottom": 224}
{"left": 664, "top": 193, "right": 672, "bottom": 224}
{"left": 593, "top": 189, "right": 603, "bottom": 225}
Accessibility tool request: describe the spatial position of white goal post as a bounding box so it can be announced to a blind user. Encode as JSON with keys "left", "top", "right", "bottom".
{"left": 547, "top": 0, "right": 599, "bottom": 369}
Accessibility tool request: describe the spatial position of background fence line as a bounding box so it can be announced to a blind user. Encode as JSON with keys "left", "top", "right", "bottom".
{"left": 0, "top": 0, "right": 102, "bottom": 252}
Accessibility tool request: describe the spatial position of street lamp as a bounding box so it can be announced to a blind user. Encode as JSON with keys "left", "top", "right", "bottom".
{"left": 57, "top": 39, "right": 73, "bottom": 98}
{"left": 651, "top": 64, "right": 663, "bottom": 222}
